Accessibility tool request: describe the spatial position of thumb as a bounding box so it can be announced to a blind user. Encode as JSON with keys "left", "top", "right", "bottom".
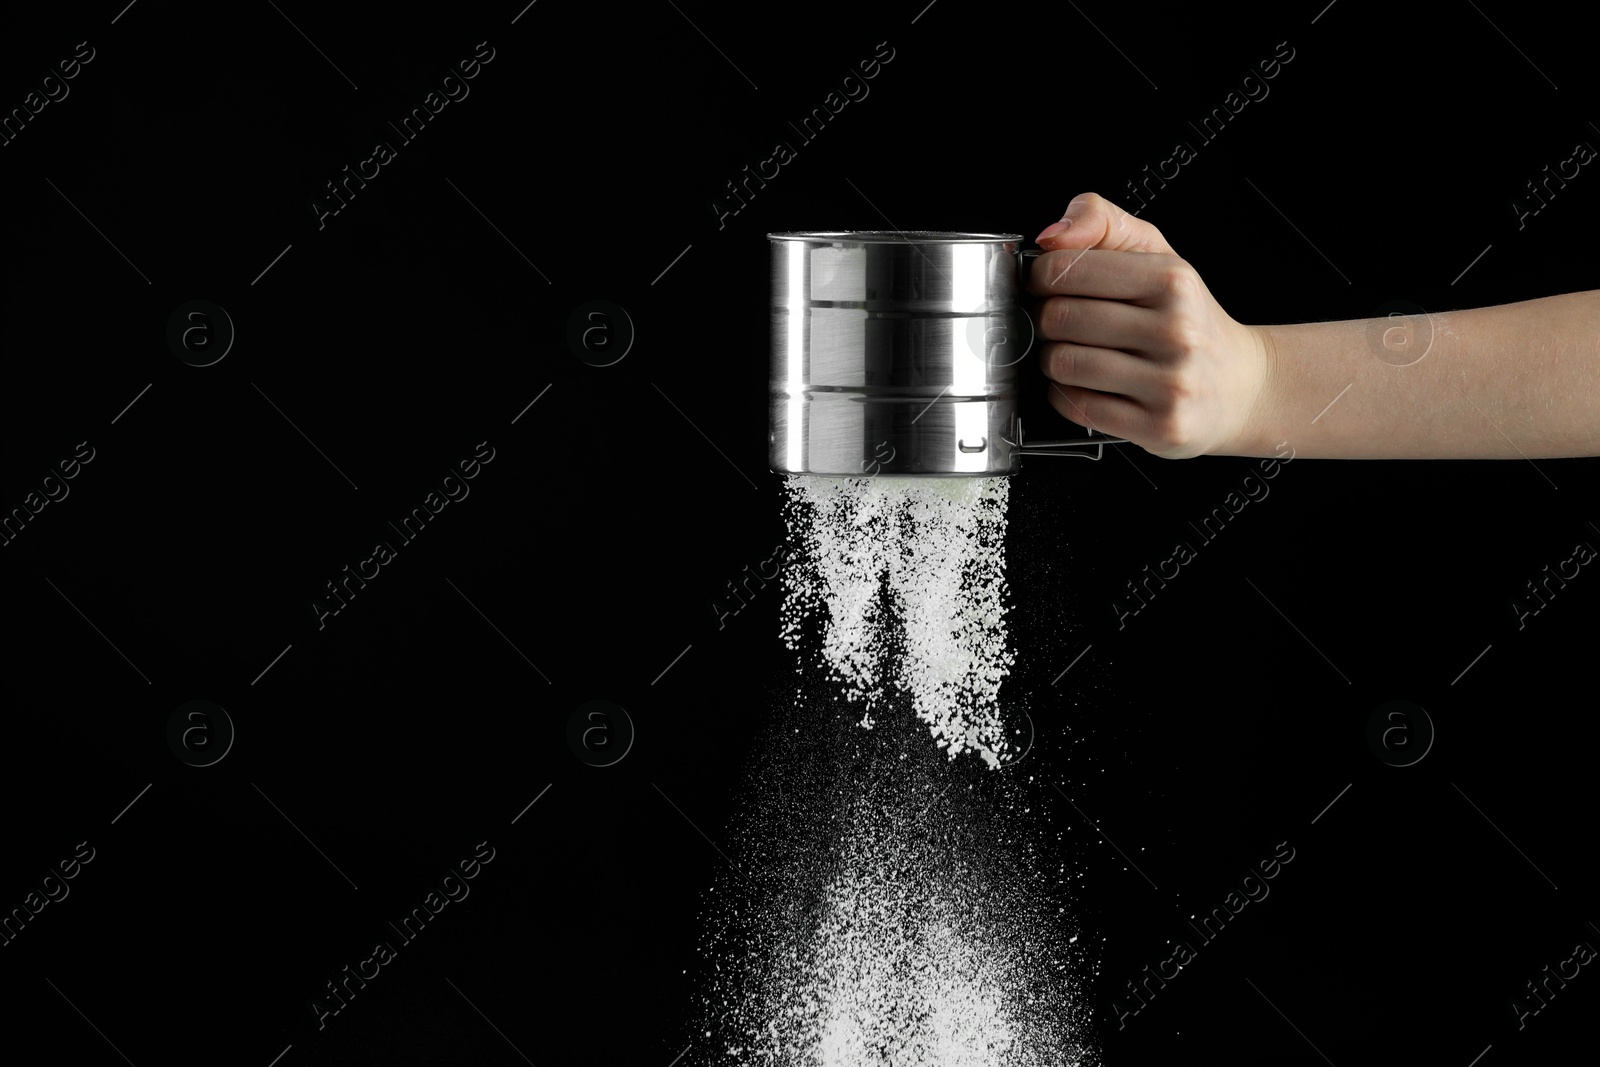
{"left": 1034, "top": 192, "right": 1176, "bottom": 254}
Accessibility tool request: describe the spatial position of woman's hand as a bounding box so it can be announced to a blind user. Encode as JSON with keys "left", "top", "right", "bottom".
{"left": 1027, "top": 192, "right": 1274, "bottom": 459}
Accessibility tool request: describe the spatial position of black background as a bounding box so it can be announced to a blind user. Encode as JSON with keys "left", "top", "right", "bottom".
{"left": 3, "top": 2, "right": 1597, "bottom": 1065}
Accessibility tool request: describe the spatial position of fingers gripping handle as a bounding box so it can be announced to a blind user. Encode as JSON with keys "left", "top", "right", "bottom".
{"left": 1009, "top": 249, "right": 1132, "bottom": 460}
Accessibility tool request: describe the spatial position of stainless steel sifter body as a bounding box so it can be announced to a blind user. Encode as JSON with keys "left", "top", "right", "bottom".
{"left": 767, "top": 231, "right": 1123, "bottom": 477}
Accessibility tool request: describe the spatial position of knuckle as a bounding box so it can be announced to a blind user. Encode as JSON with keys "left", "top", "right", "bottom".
{"left": 1147, "top": 406, "right": 1193, "bottom": 453}
{"left": 1159, "top": 258, "right": 1199, "bottom": 298}
{"left": 1039, "top": 249, "right": 1084, "bottom": 291}
{"left": 1153, "top": 315, "right": 1202, "bottom": 357}
{"left": 1067, "top": 192, "right": 1112, "bottom": 229}
{"left": 1040, "top": 295, "right": 1070, "bottom": 337}
{"left": 1160, "top": 369, "right": 1195, "bottom": 407}
{"left": 1054, "top": 343, "right": 1079, "bottom": 381}
{"left": 1140, "top": 222, "right": 1171, "bottom": 252}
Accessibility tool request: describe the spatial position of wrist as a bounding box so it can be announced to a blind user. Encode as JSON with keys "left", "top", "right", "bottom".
{"left": 1214, "top": 322, "right": 1284, "bottom": 458}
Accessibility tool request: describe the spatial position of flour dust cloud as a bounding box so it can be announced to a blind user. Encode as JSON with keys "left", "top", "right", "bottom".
{"left": 691, "top": 474, "right": 1098, "bottom": 1066}
{"left": 694, "top": 679, "right": 1097, "bottom": 1067}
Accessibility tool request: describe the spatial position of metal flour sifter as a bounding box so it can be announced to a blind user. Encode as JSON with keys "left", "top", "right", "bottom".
{"left": 768, "top": 230, "right": 1131, "bottom": 477}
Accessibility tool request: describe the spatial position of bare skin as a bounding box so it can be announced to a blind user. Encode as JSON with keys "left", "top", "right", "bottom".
{"left": 1027, "top": 193, "right": 1600, "bottom": 459}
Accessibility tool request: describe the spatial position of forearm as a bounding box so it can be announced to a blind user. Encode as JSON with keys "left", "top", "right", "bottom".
{"left": 1235, "top": 290, "right": 1600, "bottom": 458}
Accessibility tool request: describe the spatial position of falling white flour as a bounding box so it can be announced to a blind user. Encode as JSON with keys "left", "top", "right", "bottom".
{"left": 781, "top": 476, "right": 1016, "bottom": 765}
{"left": 689, "top": 473, "right": 1096, "bottom": 1066}
{"left": 694, "top": 683, "right": 1097, "bottom": 1067}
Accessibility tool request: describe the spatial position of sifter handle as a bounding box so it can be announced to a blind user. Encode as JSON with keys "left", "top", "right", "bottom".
{"left": 1013, "top": 249, "right": 1133, "bottom": 458}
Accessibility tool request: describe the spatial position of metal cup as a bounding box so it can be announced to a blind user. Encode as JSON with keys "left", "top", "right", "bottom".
{"left": 767, "top": 230, "right": 1118, "bottom": 477}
